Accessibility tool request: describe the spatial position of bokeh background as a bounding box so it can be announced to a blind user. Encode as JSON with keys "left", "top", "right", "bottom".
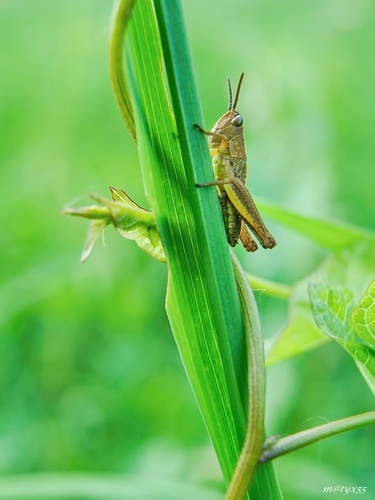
{"left": 1, "top": 0, "right": 374, "bottom": 498}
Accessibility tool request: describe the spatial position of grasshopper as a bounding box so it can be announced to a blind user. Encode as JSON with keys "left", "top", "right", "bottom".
{"left": 195, "top": 73, "right": 276, "bottom": 252}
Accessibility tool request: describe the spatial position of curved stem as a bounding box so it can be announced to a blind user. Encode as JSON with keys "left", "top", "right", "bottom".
{"left": 109, "top": 0, "right": 137, "bottom": 142}
{"left": 261, "top": 411, "right": 375, "bottom": 463}
{"left": 226, "top": 252, "right": 266, "bottom": 500}
{"left": 246, "top": 273, "right": 291, "bottom": 300}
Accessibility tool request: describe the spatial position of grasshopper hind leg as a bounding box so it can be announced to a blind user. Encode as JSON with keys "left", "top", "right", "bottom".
{"left": 240, "top": 222, "right": 258, "bottom": 252}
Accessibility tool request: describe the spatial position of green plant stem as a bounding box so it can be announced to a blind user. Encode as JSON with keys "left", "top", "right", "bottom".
{"left": 247, "top": 273, "right": 291, "bottom": 300}
{"left": 261, "top": 411, "right": 375, "bottom": 463}
{"left": 152, "top": 0, "right": 249, "bottom": 471}
{"left": 109, "top": 0, "right": 136, "bottom": 142}
{"left": 125, "top": 0, "right": 246, "bottom": 485}
{"left": 0, "top": 473, "right": 222, "bottom": 499}
{"left": 226, "top": 252, "right": 266, "bottom": 500}
{"left": 110, "top": 1, "right": 281, "bottom": 497}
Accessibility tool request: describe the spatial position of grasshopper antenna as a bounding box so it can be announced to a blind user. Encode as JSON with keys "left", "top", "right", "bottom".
{"left": 232, "top": 72, "right": 244, "bottom": 110}
{"left": 227, "top": 77, "right": 233, "bottom": 111}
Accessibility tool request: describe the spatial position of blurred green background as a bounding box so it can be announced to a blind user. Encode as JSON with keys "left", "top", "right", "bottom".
{"left": 1, "top": 0, "right": 374, "bottom": 498}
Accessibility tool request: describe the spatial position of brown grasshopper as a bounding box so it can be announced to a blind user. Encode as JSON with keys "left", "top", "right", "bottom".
{"left": 195, "top": 73, "right": 276, "bottom": 252}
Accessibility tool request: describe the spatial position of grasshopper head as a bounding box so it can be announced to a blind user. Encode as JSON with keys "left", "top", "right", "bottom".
{"left": 211, "top": 73, "right": 245, "bottom": 136}
{"left": 212, "top": 109, "right": 243, "bottom": 136}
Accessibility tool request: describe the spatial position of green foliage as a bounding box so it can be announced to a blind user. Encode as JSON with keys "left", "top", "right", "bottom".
{"left": 351, "top": 279, "right": 375, "bottom": 349}
{"left": 124, "top": 0, "right": 250, "bottom": 486}
{"left": 309, "top": 283, "right": 375, "bottom": 396}
{"left": 0, "top": 473, "right": 223, "bottom": 500}
{"left": 309, "top": 285, "right": 355, "bottom": 340}
{"left": 63, "top": 187, "right": 166, "bottom": 263}
{"left": 266, "top": 205, "right": 375, "bottom": 366}
{"left": 1, "top": 0, "right": 375, "bottom": 499}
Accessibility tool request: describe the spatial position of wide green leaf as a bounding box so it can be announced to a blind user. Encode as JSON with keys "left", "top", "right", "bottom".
{"left": 267, "top": 242, "right": 375, "bottom": 365}
{"left": 110, "top": 0, "right": 283, "bottom": 496}
{"left": 257, "top": 200, "right": 375, "bottom": 251}
{"left": 309, "top": 283, "right": 375, "bottom": 396}
{"left": 114, "top": 0, "right": 256, "bottom": 492}
{"left": 308, "top": 284, "right": 355, "bottom": 339}
{"left": 351, "top": 279, "right": 375, "bottom": 349}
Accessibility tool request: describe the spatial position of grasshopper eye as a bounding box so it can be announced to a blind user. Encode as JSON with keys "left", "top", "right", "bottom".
{"left": 231, "top": 114, "right": 243, "bottom": 127}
